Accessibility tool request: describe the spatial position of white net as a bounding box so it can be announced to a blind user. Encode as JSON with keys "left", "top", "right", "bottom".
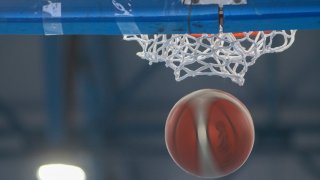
{"left": 124, "top": 30, "right": 296, "bottom": 85}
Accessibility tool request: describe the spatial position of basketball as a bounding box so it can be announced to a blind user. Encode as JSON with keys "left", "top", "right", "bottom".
{"left": 165, "top": 89, "right": 255, "bottom": 178}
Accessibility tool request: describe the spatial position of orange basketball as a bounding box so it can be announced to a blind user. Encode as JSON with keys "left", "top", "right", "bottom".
{"left": 165, "top": 89, "right": 254, "bottom": 178}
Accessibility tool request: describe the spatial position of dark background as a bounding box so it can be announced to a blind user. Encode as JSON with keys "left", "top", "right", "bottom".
{"left": 0, "top": 30, "right": 319, "bottom": 180}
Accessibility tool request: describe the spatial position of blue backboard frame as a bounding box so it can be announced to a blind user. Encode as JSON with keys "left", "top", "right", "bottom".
{"left": 0, "top": 0, "right": 319, "bottom": 35}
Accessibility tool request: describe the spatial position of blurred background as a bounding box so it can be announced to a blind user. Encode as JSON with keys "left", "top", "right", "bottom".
{"left": 0, "top": 30, "right": 319, "bottom": 180}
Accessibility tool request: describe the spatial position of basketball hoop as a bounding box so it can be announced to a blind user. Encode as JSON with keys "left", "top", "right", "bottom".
{"left": 123, "top": 0, "right": 297, "bottom": 85}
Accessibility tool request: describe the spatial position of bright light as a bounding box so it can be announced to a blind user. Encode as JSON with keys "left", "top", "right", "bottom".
{"left": 37, "top": 164, "right": 86, "bottom": 180}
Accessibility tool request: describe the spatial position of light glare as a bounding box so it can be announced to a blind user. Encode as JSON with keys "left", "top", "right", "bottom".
{"left": 37, "top": 164, "right": 86, "bottom": 180}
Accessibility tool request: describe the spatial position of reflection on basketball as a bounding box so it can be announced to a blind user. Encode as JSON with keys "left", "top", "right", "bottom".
{"left": 165, "top": 89, "right": 255, "bottom": 178}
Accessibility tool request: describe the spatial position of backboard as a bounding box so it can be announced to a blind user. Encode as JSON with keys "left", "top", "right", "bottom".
{"left": 0, "top": 0, "right": 319, "bottom": 35}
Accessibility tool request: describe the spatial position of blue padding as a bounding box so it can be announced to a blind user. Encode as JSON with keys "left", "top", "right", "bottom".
{"left": 223, "top": 0, "right": 320, "bottom": 32}
{"left": 1, "top": 0, "right": 319, "bottom": 35}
